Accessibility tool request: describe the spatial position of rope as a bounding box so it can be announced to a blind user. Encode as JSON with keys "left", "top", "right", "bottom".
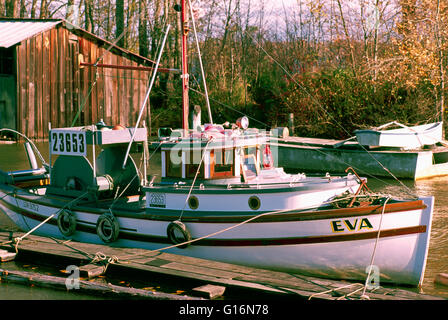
{"left": 71, "top": 31, "right": 126, "bottom": 127}
{"left": 13, "top": 213, "right": 55, "bottom": 253}
{"left": 178, "top": 138, "right": 213, "bottom": 221}
{"left": 12, "top": 191, "right": 89, "bottom": 253}
{"left": 90, "top": 251, "right": 120, "bottom": 272}
{"left": 187, "top": 0, "right": 213, "bottom": 123}
{"left": 113, "top": 192, "right": 392, "bottom": 265}
{"left": 360, "top": 196, "right": 390, "bottom": 299}
{"left": 49, "top": 237, "right": 120, "bottom": 272}
{"left": 308, "top": 283, "right": 363, "bottom": 300}
{"left": 271, "top": 137, "right": 417, "bottom": 198}
{"left": 0, "top": 128, "right": 48, "bottom": 167}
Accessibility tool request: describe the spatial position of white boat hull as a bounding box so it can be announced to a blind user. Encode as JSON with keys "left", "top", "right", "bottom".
{"left": 355, "top": 122, "right": 443, "bottom": 149}
{"left": 274, "top": 138, "right": 448, "bottom": 180}
{"left": 0, "top": 187, "right": 433, "bottom": 286}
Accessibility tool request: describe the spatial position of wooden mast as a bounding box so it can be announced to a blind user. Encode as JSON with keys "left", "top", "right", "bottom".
{"left": 181, "top": 0, "right": 189, "bottom": 134}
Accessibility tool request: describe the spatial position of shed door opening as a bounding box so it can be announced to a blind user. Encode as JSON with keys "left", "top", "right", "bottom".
{"left": 0, "top": 47, "right": 17, "bottom": 133}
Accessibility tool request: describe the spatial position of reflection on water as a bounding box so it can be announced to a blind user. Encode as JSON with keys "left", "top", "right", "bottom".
{"left": 0, "top": 142, "right": 448, "bottom": 298}
{"left": 366, "top": 176, "right": 448, "bottom": 298}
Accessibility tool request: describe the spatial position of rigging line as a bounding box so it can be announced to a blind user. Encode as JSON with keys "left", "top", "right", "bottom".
{"left": 269, "top": 138, "right": 416, "bottom": 198}
{"left": 188, "top": 87, "right": 268, "bottom": 128}
{"left": 109, "top": 140, "right": 166, "bottom": 212}
{"left": 246, "top": 32, "right": 416, "bottom": 197}
{"left": 361, "top": 196, "right": 390, "bottom": 299}
{"left": 71, "top": 31, "right": 127, "bottom": 127}
{"left": 71, "top": 76, "right": 99, "bottom": 127}
{"left": 176, "top": 86, "right": 411, "bottom": 196}
{"left": 188, "top": 0, "right": 213, "bottom": 123}
{"left": 181, "top": 86, "right": 413, "bottom": 197}
{"left": 0, "top": 129, "right": 47, "bottom": 166}
{"left": 115, "top": 193, "right": 389, "bottom": 262}
{"left": 161, "top": 75, "right": 405, "bottom": 192}
{"left": 93, "top": 32, "right": 127, "bottom": 66}
{"left": 122, "top": 24, "right": 172, "bottom": 170}
{"left": 178, "top": 138, "right": 213, "bottom": 221}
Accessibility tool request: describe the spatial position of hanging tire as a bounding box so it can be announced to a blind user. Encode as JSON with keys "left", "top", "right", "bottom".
{"left": 167, "top": 220, "right": 191, "bottom": 249}
{"left": 96, "top": 213, "right": 120, "bottom": 243}
{"left": 57, "top": 209, "right": 77, "bottom": 237}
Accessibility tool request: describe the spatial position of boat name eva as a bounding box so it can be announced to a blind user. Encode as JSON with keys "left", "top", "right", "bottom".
{"left": 331, "top": 218, "right": 373, "bottom": 233}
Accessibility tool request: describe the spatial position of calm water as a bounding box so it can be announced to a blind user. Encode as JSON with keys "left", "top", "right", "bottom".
{"left": 0, "top": 142, "right": 448, "bottom": 299}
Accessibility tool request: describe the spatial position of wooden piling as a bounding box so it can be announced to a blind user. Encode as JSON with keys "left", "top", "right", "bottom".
{"left": 192, "top": 284, "right": 226, "bottom": 299}
{"left": 0, "top": 249, "right": 16, "bottom": 262}
{"left": 79, "top": 263, "right": 106, "bottom": 279}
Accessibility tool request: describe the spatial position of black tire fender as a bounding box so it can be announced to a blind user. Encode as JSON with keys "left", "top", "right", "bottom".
{"left": 96, "top": 213, "right": 120, "bottom": 243}
{"left": 57, "top": 209, "right": 77, "bottom": 237}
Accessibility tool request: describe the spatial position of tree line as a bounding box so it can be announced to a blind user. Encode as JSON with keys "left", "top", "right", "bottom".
{"left": 1, "top": 0, "right": 446, "bottom": 139}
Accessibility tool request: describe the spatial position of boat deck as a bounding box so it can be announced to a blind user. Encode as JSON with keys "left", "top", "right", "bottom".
{"left": 0, "top": 230, "right": 442, "bottom": 301}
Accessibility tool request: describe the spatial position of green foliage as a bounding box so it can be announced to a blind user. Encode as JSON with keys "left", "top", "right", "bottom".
{"left": 278, "top": 68, "right": 438, "bottom": 139}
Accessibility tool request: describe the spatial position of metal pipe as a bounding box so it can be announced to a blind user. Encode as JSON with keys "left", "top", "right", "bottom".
{"left": 122, "top": 24, "right": 171, "bottom": 170}
{"left": 181, "top": 0, "right": 189, "bottom": 134}
{"left": 24, "top": 142, "right": 39, "bottom": 170}
{"left": 80, "top": 62, "right": 180, "bottom": 74}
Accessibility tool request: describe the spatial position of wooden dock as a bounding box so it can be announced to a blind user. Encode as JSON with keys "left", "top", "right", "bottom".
{"left": 0, "top": 230, "right": 443, "bottom": 301}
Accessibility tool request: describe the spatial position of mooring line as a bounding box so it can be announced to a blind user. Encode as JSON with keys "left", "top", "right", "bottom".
{"left": 11, "top": 191, "right": 89, "bottom": 253}
{"left": 178, "top": 138, "right": 213, "bottom": 221}
{"left": 115, "top": 193, "right": 387, "bottom": 264}
{"left": 360, "top": 196, "right": 390, "bottom": 299}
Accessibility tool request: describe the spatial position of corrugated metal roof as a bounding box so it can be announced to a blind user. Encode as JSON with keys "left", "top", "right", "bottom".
{"left": 0, "top": 20, "right": 62, "bottom": 48}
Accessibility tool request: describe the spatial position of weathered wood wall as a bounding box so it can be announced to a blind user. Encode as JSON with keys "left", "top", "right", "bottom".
{"left": 15, "top": 24, "right": 151, "bottom": 140}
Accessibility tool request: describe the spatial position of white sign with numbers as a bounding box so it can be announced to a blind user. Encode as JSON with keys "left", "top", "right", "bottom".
{"left": 50, "top": 130, "right": 87, "bottom": 156}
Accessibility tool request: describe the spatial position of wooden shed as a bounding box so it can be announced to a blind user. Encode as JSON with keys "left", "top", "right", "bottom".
{"left": 0, "top": 18, "right": 155, "bottom": 140}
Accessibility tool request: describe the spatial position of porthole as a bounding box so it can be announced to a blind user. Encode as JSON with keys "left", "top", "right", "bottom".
{"left": 248, "top": 196, "right": 261, "bottom": 210}
{"left": 188, "top": 195, "right": 199, "bottom": 210}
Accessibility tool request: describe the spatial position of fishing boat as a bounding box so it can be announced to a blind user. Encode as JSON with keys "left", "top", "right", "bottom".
{"left": 354, "top": 121, "right": 443, "bottom": 149}
{"left": 0, "top": 1, "right": 435, "bottom": 287}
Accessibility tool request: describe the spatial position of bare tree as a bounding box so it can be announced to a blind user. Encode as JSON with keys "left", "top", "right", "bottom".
{"left": 116, "top": 0, "right": 125, "bottom": 47}
{"left": 138, "top": 0, "right": 149, "bottom": 57}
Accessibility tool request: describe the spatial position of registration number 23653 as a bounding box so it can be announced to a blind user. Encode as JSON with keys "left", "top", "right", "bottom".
{"left": 50, "top": 130, "right": 87, "bottom": 156}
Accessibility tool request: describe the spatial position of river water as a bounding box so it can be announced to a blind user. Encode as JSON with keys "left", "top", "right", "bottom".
{"left": 0, "top": 142, "right": 447, "bottom": 299}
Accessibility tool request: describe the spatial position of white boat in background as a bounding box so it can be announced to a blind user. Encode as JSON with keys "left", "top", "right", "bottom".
{"left": 354, "top": 121, "right": 443, "bottom": 149}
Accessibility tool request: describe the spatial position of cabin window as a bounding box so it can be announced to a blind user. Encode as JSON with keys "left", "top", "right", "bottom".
{"left": 241, "top": 154, "right": 259, "bottom": 181}
{"left": 243, "top": 146, "right": 259, "bottom": 161}
{"left": 210, "top": 148, "right": 235, "bottom": 178}
{"left": 186, "top": 150, "right": 204, "bottom": 179}
{"left": 241, "top": 146, "right": 260, "bottom": 181}
{"left": 166, "top": 150, "right": 182, "bottom": 178}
